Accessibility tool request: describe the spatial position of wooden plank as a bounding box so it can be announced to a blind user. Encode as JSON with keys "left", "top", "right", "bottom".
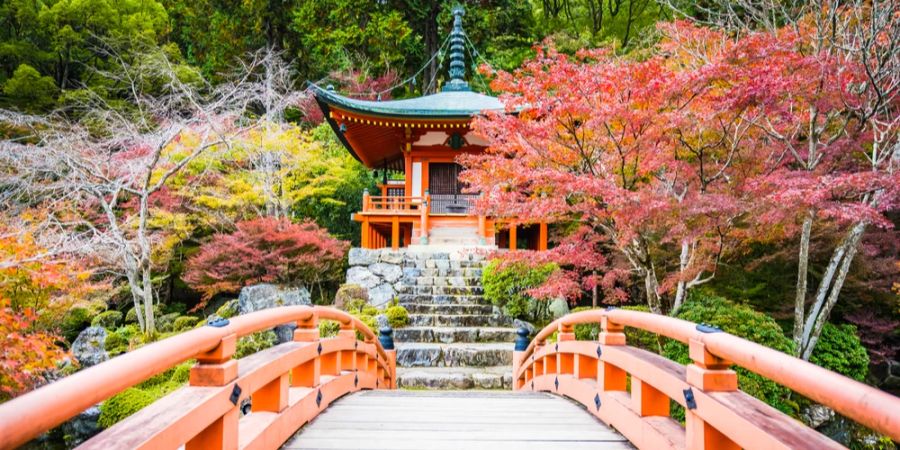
{"left": 281, "top": 391, "right": 632, "bottom": 450}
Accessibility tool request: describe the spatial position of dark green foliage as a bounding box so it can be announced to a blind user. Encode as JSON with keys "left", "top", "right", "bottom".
{"left": 482, "top": 260, "right": 558, "bottom": 322}
{"left": 60, "top": 307, "right": 92, "bottom": 343}
{"left": 662, "top": 292, "right": 797, "bottom": 419}
{"left": 810, "top": 323, "right": 869, "bottom": 382}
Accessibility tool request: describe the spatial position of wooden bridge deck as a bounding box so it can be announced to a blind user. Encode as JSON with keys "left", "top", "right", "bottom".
{"left": 282, "top": 390, "right": 631, "bottom": 449}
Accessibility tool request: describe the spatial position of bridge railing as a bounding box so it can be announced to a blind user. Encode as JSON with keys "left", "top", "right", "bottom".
{"left": 513, "top": 308, "right": 900, "bottom": 450}
{"left": 0, "top": 305, "right": 397, "bottom": 450}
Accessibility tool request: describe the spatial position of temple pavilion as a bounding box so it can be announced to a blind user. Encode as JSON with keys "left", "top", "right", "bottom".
{"left": 310, "top": 7, "right": 547, "bottom": 251}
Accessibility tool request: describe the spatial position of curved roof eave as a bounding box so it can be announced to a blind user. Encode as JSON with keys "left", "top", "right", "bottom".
{"left": 308, "top": 82, "right": 506, "bottom": 119}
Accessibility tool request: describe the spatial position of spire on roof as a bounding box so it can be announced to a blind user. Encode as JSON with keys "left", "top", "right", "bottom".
{"left": 442, "top": 5, "right": 470, "bottom": 92}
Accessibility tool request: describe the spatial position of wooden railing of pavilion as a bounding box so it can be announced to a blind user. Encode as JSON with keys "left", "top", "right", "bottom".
{"left": 0, "top": 306, "right": 397, "bottom": 450}
{"left": 513, "top": 308, "right": 900, "bottom": 450}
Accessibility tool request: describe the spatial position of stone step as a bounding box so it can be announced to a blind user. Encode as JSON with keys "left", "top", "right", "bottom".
{"left": 401, "top": 303, "right": 495, "bottom": 315}
{"left": 407, "top": 286, "right": 484, "bottom": 296}
{"left": 395, "top": 327, "right": 517, "bottom": 344}
{"left": 400, "top": 268, "right": 484, "bottom": 279}
{"left": 403, "top": 259, "right": 486, "bottom": 270}
{"left": 398, "top": 294, "right": 489, "bottom": 305}
{"left": 397, "top": 366, "right": 512, "bottom": 390}
{"left": 411, "top": 276, "right": 482, "bottom": 288}
{"left": 396, "top": 343, "right": 513, "bottom": 368}
{"left": 408, "top": 314, "right": 513, "bottom": 328}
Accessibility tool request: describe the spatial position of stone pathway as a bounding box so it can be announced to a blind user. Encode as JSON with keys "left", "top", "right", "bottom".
{"left": 395, "top": 250, "right": 516, "bottom": 389}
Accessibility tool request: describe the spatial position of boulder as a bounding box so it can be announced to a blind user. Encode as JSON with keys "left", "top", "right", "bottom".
{"left": 273, "top": 323, "right": 297, "bottom": 344}
{"left": 801, "top": 404, "right": 835, "bottom": 429}
{"left": 368, "top": 283, "right": 396, "bottom": 308}
{"left": 370, "top": 262, "right": 403, "bottom": 283}
{"left": 61, "top": 405, "right": 101, "bottom": 446}
{"left": 549, "top": 298, "right": 570, "bottom": 319}
{"left": 379, "top": 251, "right": 404, "bottom": 265}
{"left": 237, "top": 284, "right": 311, "bottom": 315}
{"left": 346, "top": 266, "right": 380, "bottom": 290}
{"left": 348, "top": 248, "right": 378, "bottom": 266}
{"left": 72, "top": 327, "right": 109, "bottom": 368}
{"left": 514, "top": 319, "right": 536, "bottom": 336}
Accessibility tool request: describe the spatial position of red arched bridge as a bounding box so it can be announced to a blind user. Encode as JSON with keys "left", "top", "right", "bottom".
{"left": 0, "top": 306, "right": 897, "bottom": 449}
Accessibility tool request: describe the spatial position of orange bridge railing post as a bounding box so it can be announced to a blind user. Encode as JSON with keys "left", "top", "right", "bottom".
{"left": 292, "top": 312, "right": 320, "bottom": 388}
{"left": 187, "top": 331, "right": 239, "bottom": 450}
{"left": 598, "top": 315, "right": 627, "bottom": 392}
{"left": 685, "top": 328, "right": 740, "bottom": 450}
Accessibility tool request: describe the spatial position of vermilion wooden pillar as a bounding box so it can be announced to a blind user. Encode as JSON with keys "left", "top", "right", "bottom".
{"left": 538, "top": 222, "right": 548, "bottom": 251}
{"left": 509, "top": 222, "right": 517, "bottom": 251}
{"left": 391, "top": 216, "right": 400, "bottom": 250}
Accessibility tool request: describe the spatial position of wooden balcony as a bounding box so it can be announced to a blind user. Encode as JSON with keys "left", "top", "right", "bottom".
{"left": 363, "top": 195, "right": 424, "bottom": 214}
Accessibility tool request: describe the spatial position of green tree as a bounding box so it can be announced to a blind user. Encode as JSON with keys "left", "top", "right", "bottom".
{"left": 2, "top": 64, "right": 57, "bottom": 111}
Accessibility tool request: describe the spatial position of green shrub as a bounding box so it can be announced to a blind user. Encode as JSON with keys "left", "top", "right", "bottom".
{"left": 335, "top": 284, "right": 368, "bottom": 309}
{"left": 124, "top": 305, "right": 162, "bottom": 324}
{"left": 571, "top": 306, "right": 599, "bottom": 341}
{"left": 104, "top": 332, "right": 129, "bottom": 356}
{"left": 172, "top": 316, "right": 201, "bottom": 332}
{"left": 482, "top": 260, "right": 558, "bottom": 322}
{"left": 663, "top": 291, "right": 797, "bottom": 420}
{"left": 98, "top": 388, "right": 155, "bottom": 428}
{"left": 91, "top": 310, "right": 123, "bottom": 329}
{"left": 234, "top": 331, "right": 277, "bottom": 359}
{"left": 384, "top": 305, "right": 409, "bottom": 328}
{"left": 156, "top": 312, "right": 181, "bottom": 332}
{"left": 61, "top": 307, "right": 92, "bottom": 342}
{"left": 319, "top": 320, "right": 340, "bottom": 337}
{"left": 97, "top": 361, "right": 193, "bottom": 428}
{"left": 810, "top": 323, "right": 869, "bottom": 382}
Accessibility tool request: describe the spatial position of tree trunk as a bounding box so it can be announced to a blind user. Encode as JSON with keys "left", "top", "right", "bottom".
{"left": 799, "top": 221, "right": 866, "bottom": 360}
{"left": 591, "top": 269, "right": 598, "bottom": 308}
{"left": 422, "top": 3, "right": 441, "bottom": 94}
{"left": 644, "top": 266, "right": 663, "bottom": 315}
{"left": 671, "top": 241, "right": 690, "bottom": 314}
{"left": 126, "top": 272, "right": 146, "bottom": 332}
{"left": 141, "top": 264, "right": 156, "bottom": 335}
{"left": 792, "top": 214, "right": 813, "bottom": 355}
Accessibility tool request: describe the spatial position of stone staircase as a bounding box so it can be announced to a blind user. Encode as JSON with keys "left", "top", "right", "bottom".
{"left": 394, "top": 250, "right": 515, "bottom": 389}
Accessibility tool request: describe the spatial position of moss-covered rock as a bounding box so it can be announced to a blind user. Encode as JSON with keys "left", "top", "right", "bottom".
{"left": 172, "top": 316, "right": 201, "bottom": 332}
{"left": 156, "top": 312, "right": 181, "bottom": 332}
{"left": 91, "top": 310, "right": 123, "bottom": 329}
{"left": 215, "top": 299, "right": 238, "bottom": 319}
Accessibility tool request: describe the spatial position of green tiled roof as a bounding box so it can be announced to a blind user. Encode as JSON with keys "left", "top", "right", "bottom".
{"left": 309, "top": 83, "right": 504, "bottom": 119}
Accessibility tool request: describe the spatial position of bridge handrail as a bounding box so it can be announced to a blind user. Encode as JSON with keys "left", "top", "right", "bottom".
{"left": 515, "top": 308, "right": 900, "bottom": 445}
{"left": 0, "top": 305, "right": 395, "bottom": 449}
